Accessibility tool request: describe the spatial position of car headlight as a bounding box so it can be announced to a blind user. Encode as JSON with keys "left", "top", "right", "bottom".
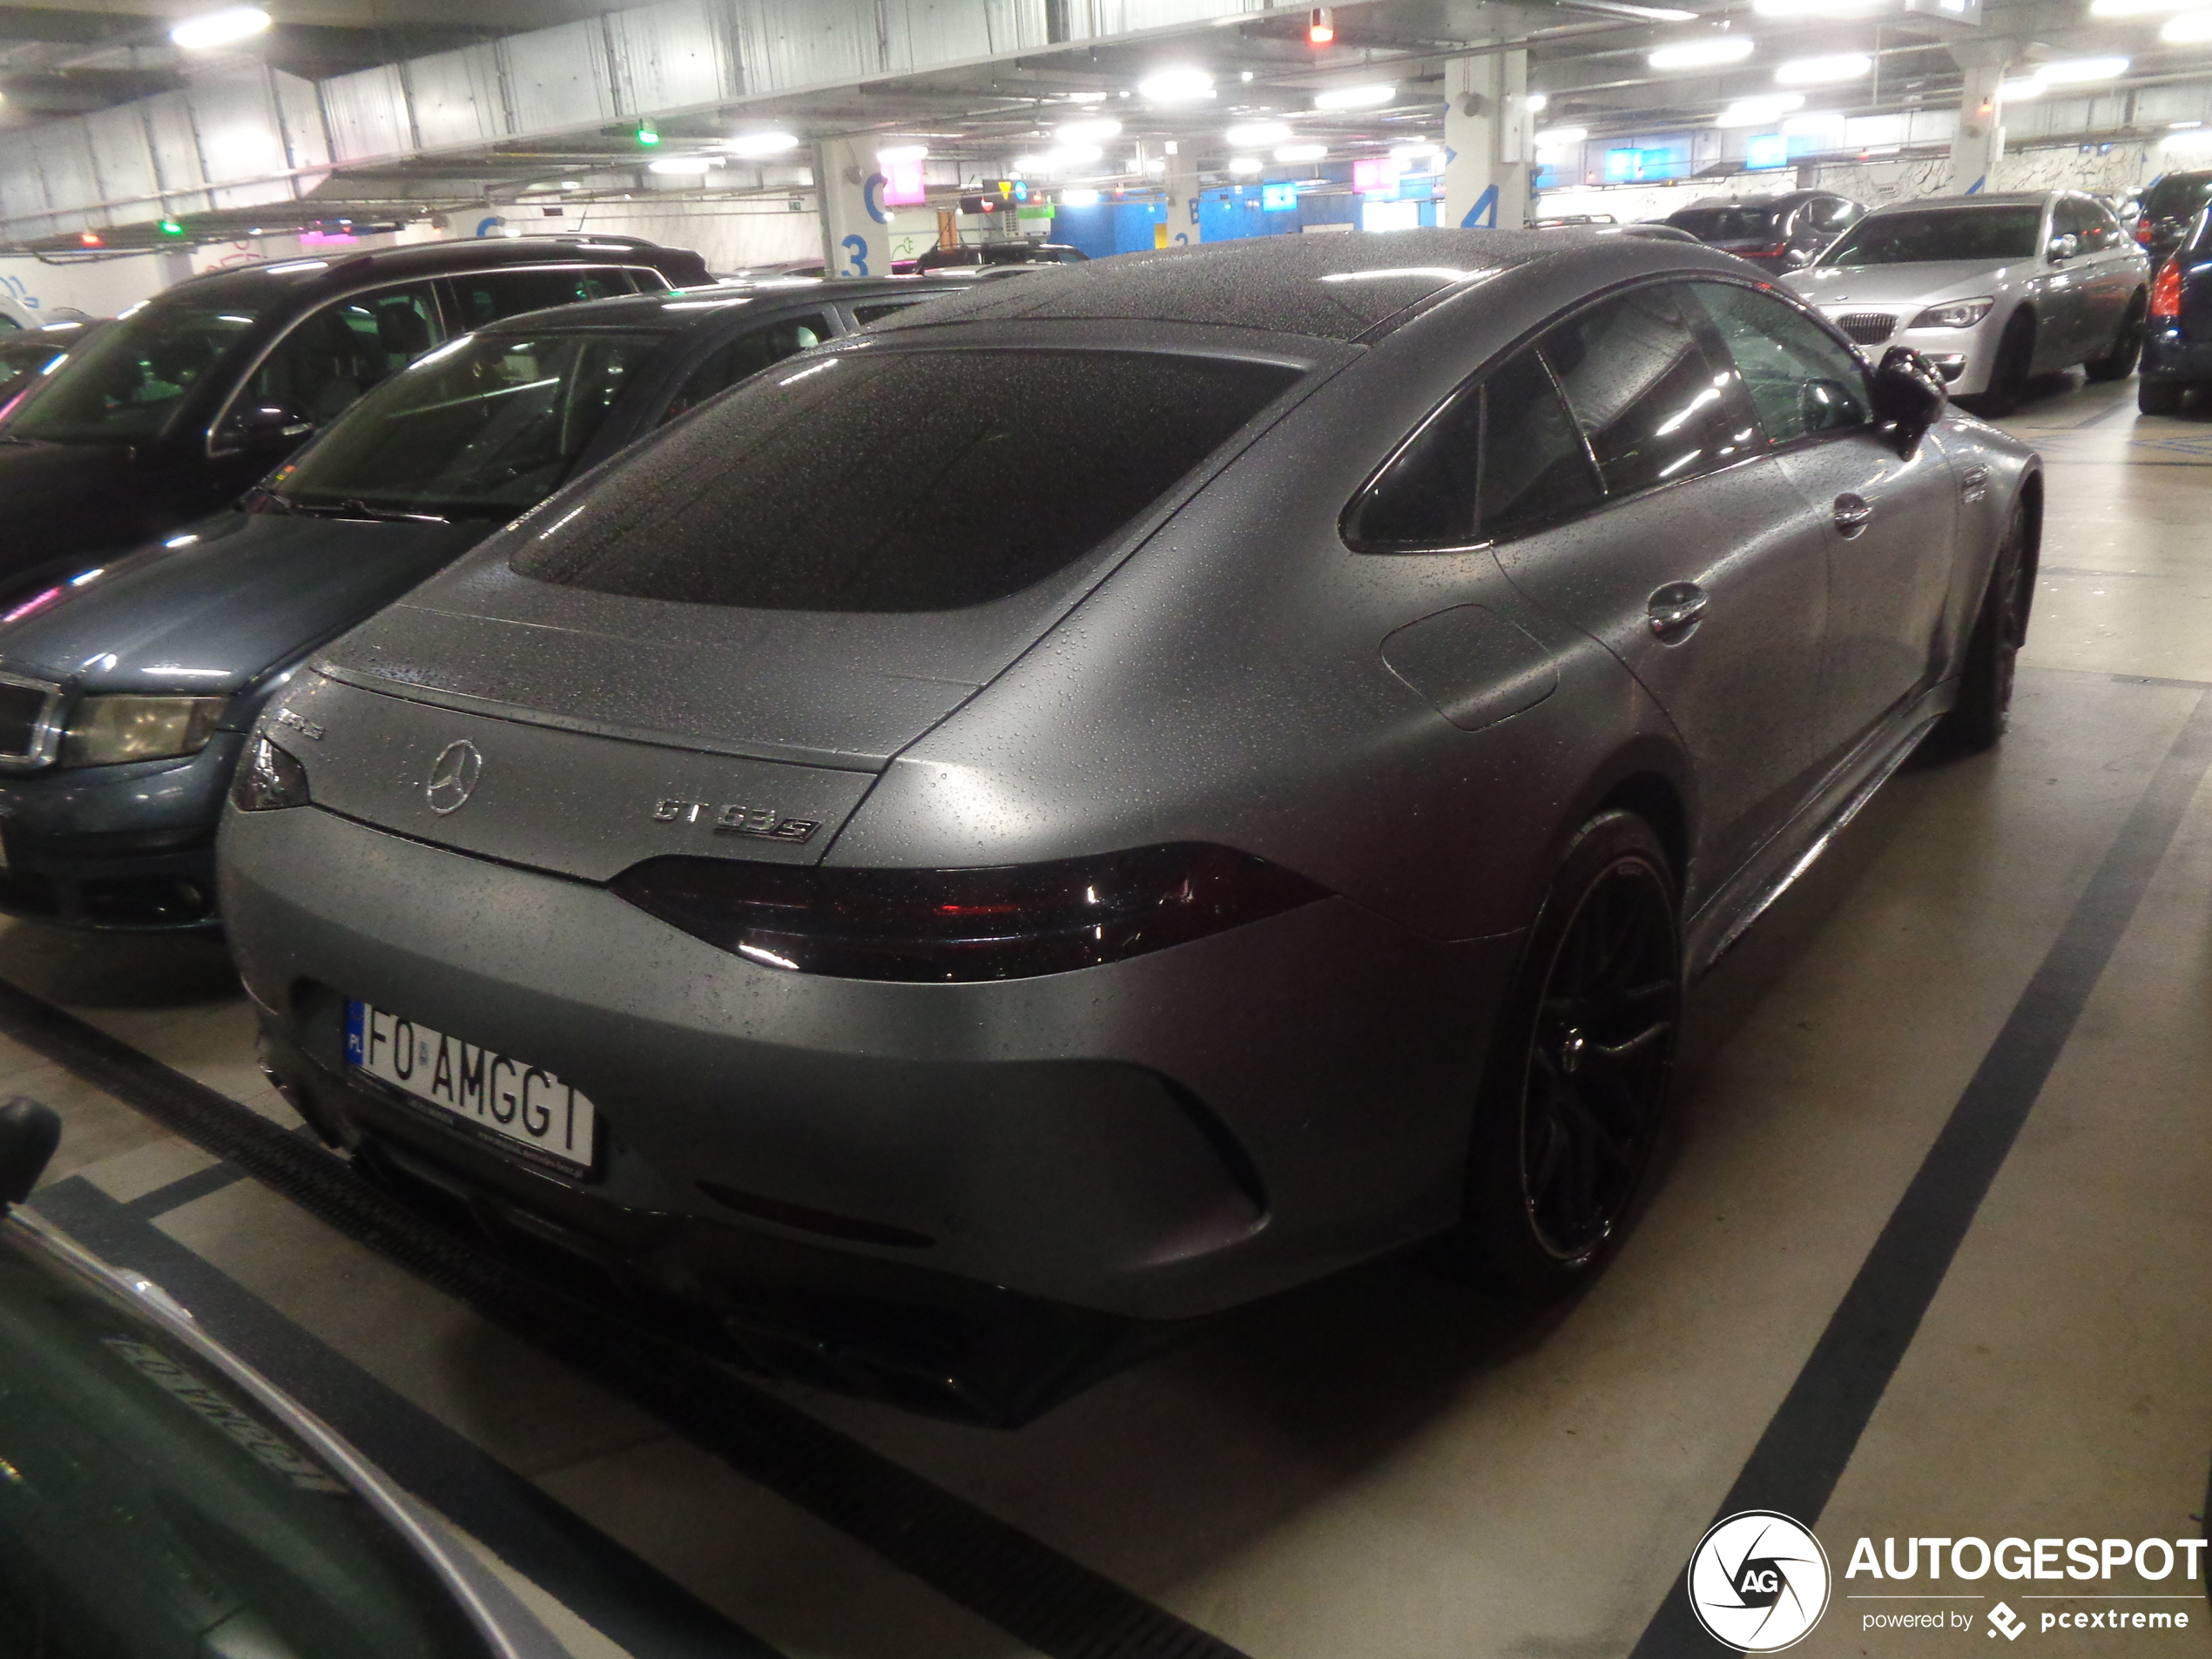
{"left": 59, "top": 695, "right": 227, "bottom": 767}
{"left": 230, "top": 734, "right": 310, "bottom": 812}
{"left": 1910, "top": 298, "right": 1995, "bottom": 330}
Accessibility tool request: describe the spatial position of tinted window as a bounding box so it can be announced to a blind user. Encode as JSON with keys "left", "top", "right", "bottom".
{"left": 1539, "top": 285, "right": 1758, "bottom": 496}
{"left": 1668, "top": 206, "right": 1782, "bottom": 243}
{"left": 446, "top": 266, "right": 637, "bottom": 331}
{"left": 1821, "top": 206, "right": 2043, "bottom": 266}
{"left": 1347, "top": 383, "right": 1481, "bottom": 549}
{"left": 9, "top": 301, "right": 266, "bottom": 443}
{"left": 515, "top": 349, "right": 1299, "bottom": 611}
{"left": 657, "top": 313, "right": 829, "bottom": 424}
{"left": 237, "top": 282, "right": 442, "bottom": 428}
{"left": 1692, "top": 282, "right": 1871, "bottom": 444}
{"left": 266, "top": 329, "right": 664, "bottom": 519}
{"left": 2143, "top": 172, "right": 2212, "bottom": 221}
{"left": 852, "top": 300, "right": 921, "bottom": 324}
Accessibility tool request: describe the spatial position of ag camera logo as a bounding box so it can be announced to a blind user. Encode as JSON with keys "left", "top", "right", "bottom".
{"left": 1687, "top": 1510, "right": 1832, "bottom": 1652}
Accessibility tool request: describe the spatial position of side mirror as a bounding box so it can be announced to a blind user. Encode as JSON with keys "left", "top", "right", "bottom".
{"left": 1870, "top": 346, "right": 1947, "bottom": 444}
{"left": 2047, "top": 233, "right": 2081, "bottom": 263}
{"left": 214, "top": 401, "right": 311, "bottom": 455}
{"left": 0, "top": 1097, "right": 61, "bottom": 1210}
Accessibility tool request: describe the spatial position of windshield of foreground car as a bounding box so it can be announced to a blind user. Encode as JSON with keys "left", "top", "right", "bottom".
{"left": 263, "top": 327, "right": 665, "bottom": 522}
{"left": 0, "top": 1221, "right": 489, "bottom": 1658}
{"left": 1819, "top": 206, "right": 2043, "bottom": 267}
{"left": 6, "top": 300, "right": 270, "bottom": 444}
{"left": 511, "top": 347, "right": 1303, "bottom": 611}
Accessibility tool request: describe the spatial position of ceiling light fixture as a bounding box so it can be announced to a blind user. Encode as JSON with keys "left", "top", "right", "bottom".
{"left": 2161, "top": 7, "right": 2212, "bottom": 36}
{"left": 1226, "top": 120, "right": 1293, "bottom": 146}
{"left": 1753, "top": 0, "right": 1887, "bottom": 16}
{"left": 1716, "top": 91, "right": 1805, "bottom": 125}
{"left": 1649, "top": 35, "right": 1756, "bottom": 69}
{"left": 1138, "top": 67, "right": 1217, "bottom": 102}
{"left": 170, "top": 6, "right": 271, "bottom": 50}
{"left": 1526, "top": 91, "right": 1550, "bottom": 111}
{"left": 1996, "top": 74, "right": 2047, "bottom": 98}
{"left": 1057, "top": 118, "right": 1122, "bottom": 144}
{"left": 1228, "top": 155, "right": 1265, "bottom": 174}
{"left": 2034, "top": 54, "right": 2130, "bottom": 82}
{"left": 1534, "top": 125, "right": 1591, "bottom": 145}
{"left": 725, "top": 131, "right": 799, "bottom": 158}
{"left": 2090, "top": 0, "right": 2207, "bottom": 13}
{"left": 1312, "top": 82, "right": 1396, "bottom": 110}
{"left": 1775, "top": 52, "right": 1872, "bottom": 84}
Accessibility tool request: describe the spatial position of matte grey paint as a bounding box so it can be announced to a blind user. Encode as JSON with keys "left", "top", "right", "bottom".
{"left": 220, "top": 231, "right": 2040, "bottom": 1332}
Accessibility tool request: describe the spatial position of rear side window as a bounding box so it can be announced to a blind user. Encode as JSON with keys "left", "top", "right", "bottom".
{"left": 1667, "top": 206, "right": 1780, "bottom": 242}
{"left": 2145, "top": 172, "right": 2212, "bottom": 222}
{"left": 445, "top": 266, "right": 638, "bottom": 331}
{"left": 852, "top": 300, "right": 921, "bottom": 324}
{"left": 1691, "top": 282, "right": 1871, "bottom": 443}
{"left": 1345, "top": 347, "right": 1600, "bottom": 550}
{"left": 1538, "top": 285, "right": 1759, "bottom": 497}
{"left": 656, "top": 314, "right": 829, "bottom": 425}
{"left": 514, "top": 348, "right": 1299, "bottom": 611}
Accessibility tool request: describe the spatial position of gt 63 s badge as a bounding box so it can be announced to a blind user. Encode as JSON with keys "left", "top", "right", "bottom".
{"left": 1687, "top": 1510, "right": 1831, "bottom": 1652}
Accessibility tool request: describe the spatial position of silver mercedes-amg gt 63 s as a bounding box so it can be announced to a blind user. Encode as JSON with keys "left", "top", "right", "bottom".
{"left": 221, "top": 231, "right": 2040, "bottom": 1422}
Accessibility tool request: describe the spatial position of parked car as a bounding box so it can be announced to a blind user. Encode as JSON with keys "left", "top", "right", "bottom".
{"left": 1789, "top": 190, "right": 2148, "bottom": 415}
{"left": 0, "top": 319, "right": 104, "bottom": 421}
{"left": 1664, "top": 190, "right": 1865, "bottom": 273}
{"left": 2132, "top": 169, "right": 2212, "bottom": 270}
{"left": 911, "top": 241, "right": 1089, "bottom": 272}
{"left": 2139, "top": 205, "right": 2212, "bottom": 415}
{"left": 0, "top": 278, "right": 939, "bottom": 930}
{"left": 223, "top": 231, "right": 2036, "bottom": 1422}
{"left": 0, "top": 237, "right": 711, "bottom": 597}
{"left": 0, "top": 1099, "right": 572, "bottom": 1657}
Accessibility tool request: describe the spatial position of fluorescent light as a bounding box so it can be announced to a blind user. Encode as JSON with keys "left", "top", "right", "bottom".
{"left": 2035, "top": 55, "right": 2129, "bottom": 83}
{"left": 1312, "top": 82, "right": 1397, "bottom": 110}
{"left": 1276, "top": 142, "right": 1329, "bottom": 162}
{"left": 725, "top": 131, "right": 799, "bottom": 158}
{"left": 2163, "top": 7, "right": 2212, "bottom": 35}
{"left": 1057, "top": 118, "right": 1122, "bottom": 144}
{"left": 2173, "top": 118, "right": 2207, "bottom": 128}
{"left": 1138, "top": 67, "right": 1216, "bottom": 103}
{"left": 1226, "top": 120, "right": 1293, "bottom": 146}
{"left": 1061, "top": 186, "right": 1102, "bottom": 205}
{"left": 1228, "top": 155, "right": 1265, "bottom": 174}
{"left": 875, "top": 144, "right": 928, "bottom": 163}
{"left": 1998, "top": 75, "right": 2047, "bottom": 99}
{"left": 1717, "top": 92, "right": 1805, "bottom": 125}
{"left": 1754, "top": 0, "right": 1886, "bottom": 15}
{"left": 1067, "top": 91, "right": 1109, "bottom": 103}
{"left": 1649, "top": 36, "right": 1756, "bottom": 69}
{"left": 170, "top": 6, "right": 270, "bottom": 50}
{"left": 1526, "top": 92, "right": 1550, "bottom": 112}
{"left": 2091, "top": 0, "right": 2205, "bottom": 14}
{"left": 1776, "top": 52, "right": 1872, "bottom": 84}
{"left": 648, "top": 156, "right": 718, "bottom": 174}
{"left": 1534, "top": 125, "right": 1590, "bottom": 145}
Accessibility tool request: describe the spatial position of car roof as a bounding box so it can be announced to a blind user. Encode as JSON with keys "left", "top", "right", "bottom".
{"left": 865, "top": 229, "right": 1588, "bottom": 343}
{"left": 151, "top": 235, "right": 708, "bottom": 309}
{"left": 473, "top": 277, "right": 946, "bottom": 336}
{"left": 1865, "top": 192, "right": 2051, "bottom": 213}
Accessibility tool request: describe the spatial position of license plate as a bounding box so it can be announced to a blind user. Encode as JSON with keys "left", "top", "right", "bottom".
{"left": 345, "top": 1001, "right": 597, "bottom": 1177}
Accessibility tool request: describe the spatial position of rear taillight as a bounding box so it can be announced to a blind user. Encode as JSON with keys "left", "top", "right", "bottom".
{"left": 2137, "top": 216, "right": 2155, "bottom": 246}
{"left": 2151, "top": 257, "right": 2184, "bottom": 322}
{"left": 608, "top": 844, "right": 1331, "bottom": 981}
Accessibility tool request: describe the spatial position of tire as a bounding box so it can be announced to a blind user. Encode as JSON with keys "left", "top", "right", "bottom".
{"left": 1933, "top": 500, "right": 2031, "bottom": 755}
{"left": 2084, "top": 293, "right": 2147, "bottom": 382}
{"left": 1455, "top": 810, "right": 1683, "bottom": 1300}
{"left": 2139, "top": 378, "right": 2188, "bottom": 416}
{"left": 1973, "top": 312, "right": 2036, "bottom": 417}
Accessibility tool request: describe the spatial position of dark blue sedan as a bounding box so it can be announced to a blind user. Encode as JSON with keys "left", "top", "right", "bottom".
{"left": 2139, "top": 205, "right": 2212, "bottom": 415}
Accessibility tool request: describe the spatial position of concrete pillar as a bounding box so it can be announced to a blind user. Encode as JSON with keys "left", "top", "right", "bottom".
{"left": 1162, "top": 143, "right": 1202, "bottom": 248}
{"left": 1445, "top": 50, "right": 1531, "bottom": 230}
{"left": 815, "top": 136, "right": 890, "bottom": 277}
{"left": 1949, "top": 44, "right": 2011, "bottom": 195}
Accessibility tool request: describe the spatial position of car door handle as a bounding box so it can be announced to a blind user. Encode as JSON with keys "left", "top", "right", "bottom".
{"left": 1832, "top": 493, "right": 1872, "bottom": 538}
{"left": 1647, "top": 581, "right": 1708, "bottom": 639}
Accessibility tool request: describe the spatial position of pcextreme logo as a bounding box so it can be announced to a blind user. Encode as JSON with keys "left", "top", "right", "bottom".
{"left": 1688, "top": 1510, "right": 1833, "bottom": 1652}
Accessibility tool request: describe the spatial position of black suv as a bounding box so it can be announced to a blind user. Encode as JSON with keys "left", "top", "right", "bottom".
{"left": 1665, "top": 191, "right": 1865, "bottom": 273}
{"left": 2134, "top": 170, "right": 2212, "bottom": 270}
{"left": 0, "top": 236, "right": 709, "bottom": 593}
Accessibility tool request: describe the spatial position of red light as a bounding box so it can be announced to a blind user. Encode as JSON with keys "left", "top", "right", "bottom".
{"left": 2151, "top": 256, "right": 2183, "bottom": 321}
{"left": 2137, "top": 216, "right": 2155, "bottom": 246}
{"left": 77, "top": 230, "right": 102, "bottom": 247}
{"left": 1308, "top": 6, "right": 1333, "bottom": 42}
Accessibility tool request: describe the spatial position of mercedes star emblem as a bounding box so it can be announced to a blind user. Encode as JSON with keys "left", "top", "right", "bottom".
{"left": 424, "top": 740, "right": 482, "bottom": 815}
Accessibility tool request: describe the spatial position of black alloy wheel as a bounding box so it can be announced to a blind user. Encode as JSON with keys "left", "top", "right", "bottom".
{"left": 2084, "top": 293, "right": 2148, "bottom": 382}
{"left": 1460, "top": 811, "right": 1682, "bottom": 1298}
{"left": 1974, "top": 312, "right": 2037, "bottom": 417}
{"left": 1934, "top": 500, "right": 2032, "bottom": 754}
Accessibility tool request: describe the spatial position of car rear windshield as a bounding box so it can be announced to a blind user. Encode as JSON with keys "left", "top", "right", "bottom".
{"left": 265, "top": 327, "right": 666, "bottom": 520}
{"left": 2144, "top": 172, "right": 2212, "bottom": 222}
{"left": 1820, "top": 206, "right": 2043, "bottom": 266}
{"left": 1667, "top": 206, "right": 1779, "bottom": 242}
{"left": 511, "top": 347, "right": 1302, "bottom": 611}
{"left": 7, "top": 299, "right": 268, "bottom": 443}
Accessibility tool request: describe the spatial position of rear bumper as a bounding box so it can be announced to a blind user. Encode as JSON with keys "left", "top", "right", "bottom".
{"left": 2141, "top": 327, "right": 2212, "bottom": 383}
{"left": 0, "top": 736, "right": 238, "bottom": 929}
{"left": 222, "top": 803, "right": 1521, "bottom": 1335}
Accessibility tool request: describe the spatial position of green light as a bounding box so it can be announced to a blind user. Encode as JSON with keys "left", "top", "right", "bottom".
{"left": 158, "top": 218, "right": 185, "bottom": 236}
{"left": 636, "top": 119, "right": 660, "bottom": 146}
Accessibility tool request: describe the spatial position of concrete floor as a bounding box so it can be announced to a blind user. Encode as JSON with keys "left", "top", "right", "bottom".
{"left": 6, "top": 370, "right": 2211, "bottom": 1658}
